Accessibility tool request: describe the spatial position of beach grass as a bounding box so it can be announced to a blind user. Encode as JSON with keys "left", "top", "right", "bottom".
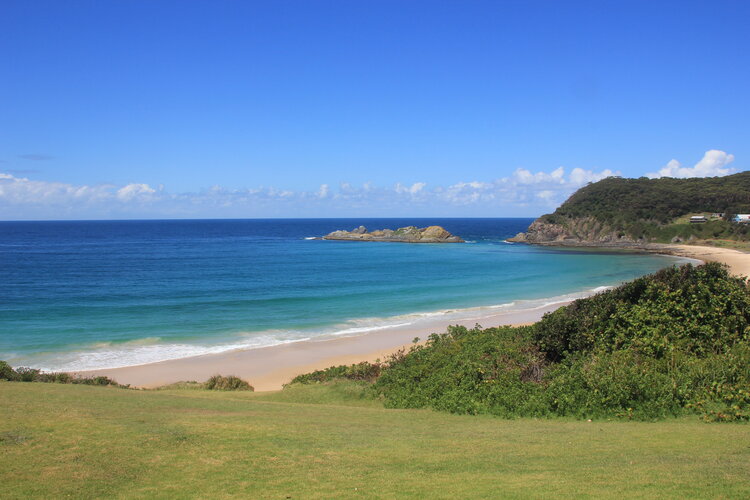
{"left": 2, "top": 381, "right": 749, "bottom": 499}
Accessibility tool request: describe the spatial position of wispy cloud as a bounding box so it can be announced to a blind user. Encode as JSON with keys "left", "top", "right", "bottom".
{"left": 0, "top": 151, "right": 735, "bottom": 219}
{"left": 647, "top": 149, "right": 735, "bottom": 179}
{"left": 0, "top": 165, "right": 616, "bottom": 218}
{"left": 18, "top": 154, "right": 55, "bottom": 161}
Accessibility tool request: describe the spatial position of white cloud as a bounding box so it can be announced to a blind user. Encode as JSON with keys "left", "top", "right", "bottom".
{"left": 410, "top": 182, "right": 426, "bottom": 194}
{"left": 537, "top": 190, "right": 556, "bottom": 201}
{"left": 647, "top": 149, "right": 735, "bottom": 179}
{"left": 116, "top": 183, "right": 156, "bottom": 201}
{"left": 512, "top": 166, "right": 568, "bottom": 185}
{"left": 4, "top": 150, "right": 737, "bottom": 218}
{"left": 394, "top": 182, "right": 427, "bottom": 195}
{"left": 438, "top": 165, "right": 618, "bottom": 208}
{"left": 0, "top": 172, "right": 114, "bottom": 205}
{"left": 9, "top": 156, "right": 707, "bottom": 218}
{"left": 569, "top": 167, "right": 615, "bottom": 186}
{"left": 1, "top": 166, "right": 618, "bottom": 218}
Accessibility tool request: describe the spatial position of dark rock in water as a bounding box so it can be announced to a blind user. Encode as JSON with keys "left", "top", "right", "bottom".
{"left": 322, "top": 225, "right": 464, "bottom": 243}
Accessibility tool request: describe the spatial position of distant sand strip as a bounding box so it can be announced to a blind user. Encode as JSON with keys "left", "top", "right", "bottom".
{"left": 80, "top": 244, "right": 748, "bottom": 391}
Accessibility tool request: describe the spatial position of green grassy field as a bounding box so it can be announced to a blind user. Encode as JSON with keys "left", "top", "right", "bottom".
{"left": 2, "top": 381, "right": 749, "bottom": 499}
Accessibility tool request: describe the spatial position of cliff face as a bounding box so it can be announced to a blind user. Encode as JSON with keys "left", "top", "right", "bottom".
{"left": 323, "top": 225, "right": 464, "bottom": 243}
{"left": 507, "top": 217, "right": 642, "bottom": 246}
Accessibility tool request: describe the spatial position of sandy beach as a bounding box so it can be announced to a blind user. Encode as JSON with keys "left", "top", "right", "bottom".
{"left": 79, "top": 243, "right": 749, "bottom": 391}
{"left": 646, "top": 243, "right": 750, "bottom": 278}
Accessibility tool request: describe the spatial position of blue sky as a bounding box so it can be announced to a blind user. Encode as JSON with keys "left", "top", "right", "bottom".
{"left": 1, "top": 0, "right": 748, "bottom": 219}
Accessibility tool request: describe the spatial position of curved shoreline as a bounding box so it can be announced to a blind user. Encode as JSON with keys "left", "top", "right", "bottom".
{"left": 643, "top": 244, "right": 750, "bottom": 277}
{"left": 68, "top": 247, "right": 739, "bottom": 391}
{"left": 78, "top": 297, "right": 577, "bottom": 391}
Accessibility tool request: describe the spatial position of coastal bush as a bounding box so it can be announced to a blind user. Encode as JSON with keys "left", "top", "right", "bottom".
{"left": 154, "top": 381, "right": 205, "bottom": 390}
{"left": 204, "top": 375, "right": 253, "bottom": 391}
{"left": 287, "top": 361, "right": 382, "bottom": 385}
{"left": 540, "top": 352, "right": 685, "bottom": 419}
{"left": 71, "top": 375, "right": 122, "bottom": 386}
{"left": 687, "top": 382, "right": 750, "bottom": 422}
{"left": 0, "top": 362, "right": 125, "bottom": 387}
{"left": 14, "top": 367, "right": 42, "bottom": 382}
{"left": 533, "top": 263, "right": 750, "bottom": 361}
{"left": 0, "top": 361, "right": 19, "bottom": 381}
{"left": 373, "top": 325, "right": 549, "bottom": 417}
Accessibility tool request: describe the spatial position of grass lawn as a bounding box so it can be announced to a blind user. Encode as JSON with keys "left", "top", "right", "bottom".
{"left": 2, "top": 381, "right": 749, "bottom": 499}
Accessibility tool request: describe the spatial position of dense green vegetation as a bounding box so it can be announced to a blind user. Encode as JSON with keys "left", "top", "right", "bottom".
{"left": 540, "top": 172, "right": 750, "bottom": 242}
{"left": 204, "top": 374, "right": 254, "bottom": 391}
{"left": 293, "top": 263, "right": 750, "bottom": 421}
{"left": 3, "top": 381, "right": 749, "bottom": 498}
{"left": 0, "top": 361, "right": 125, "bottom": 387}
{"left": 287, "top": 360, "right": 382, "bottom": 385}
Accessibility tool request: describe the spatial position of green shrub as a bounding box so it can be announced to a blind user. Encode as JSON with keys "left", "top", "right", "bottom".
{"left": 374, "top": 325, "right": 549, "bottom": 417}
{"left": 0, "top": 361, "right": 19, "bottom": 381}
{"left": 154, "top": 381, "right": 205, "bottom": 390}
{"left": 14, "top": 367, "right": 41, "bottom": 382}
{"left": 72, "top": 375, "right": 120, "bottom": 386}
{"left": 204, "top": 375, "right": 253, "bottom": 391}
{"left": 541, "top": 351, "right": 684, "bottom": 419}
{"left": 0, "top": 361, "right": 126, "bottom": 387}
{"left": 287, "top": 361, "right": 382, "bottom": 386}
{"left": 0, "top": 361, "right": 18, "bottom": 381}
{"left": 533, "top": 263, "right": 750, "bottom": 361}
{"left": 688, "top": 382, "right": 750, "bottom": 422}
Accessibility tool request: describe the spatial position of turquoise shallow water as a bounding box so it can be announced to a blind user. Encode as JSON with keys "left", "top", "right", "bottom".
{"left": 0, "top": 218, "right": 685, "bottom": 370}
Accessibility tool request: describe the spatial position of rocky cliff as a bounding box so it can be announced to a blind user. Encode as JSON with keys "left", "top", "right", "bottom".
{"left": 323, "top": 225, "right": 464, "bottom": 243}
{"left": 507, "top": 217, "right": 644, "bottom": 247}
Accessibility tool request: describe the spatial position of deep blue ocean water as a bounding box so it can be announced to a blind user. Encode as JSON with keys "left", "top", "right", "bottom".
{"left": 0, "top": 218, "right": 686, "bottom": 370}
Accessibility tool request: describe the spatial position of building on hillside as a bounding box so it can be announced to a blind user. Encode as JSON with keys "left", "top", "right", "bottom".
{"left": 690, "top": 216, "right": 708, "bottom": 223}
{"left": 711, "top": 213, "right": 725, "bottom": 218}
{"left": 732, "top": 214, "right": 750, "bottom": 223}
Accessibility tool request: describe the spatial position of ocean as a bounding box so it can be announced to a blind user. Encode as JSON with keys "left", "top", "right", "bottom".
{"left": 0, "top": 218, "right": 686, "bottom": 371}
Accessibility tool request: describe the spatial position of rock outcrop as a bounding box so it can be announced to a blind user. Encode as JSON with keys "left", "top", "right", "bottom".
{"left": 507, "top": 217, "right": 644, "bottom": 247}
{"left": 322, "top": 225, "right": 464, "bottom": 243}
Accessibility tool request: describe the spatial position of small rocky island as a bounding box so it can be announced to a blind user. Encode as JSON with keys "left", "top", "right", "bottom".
{"left": 322, "top": 225, "right": 464, "bottom": 243}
